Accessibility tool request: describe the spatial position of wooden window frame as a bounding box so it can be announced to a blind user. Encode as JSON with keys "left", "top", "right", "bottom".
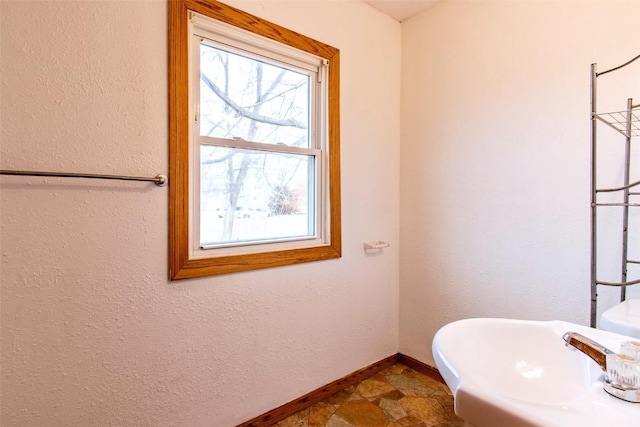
{"left": 168, "top": 0, "right": 341, "bottom": 280}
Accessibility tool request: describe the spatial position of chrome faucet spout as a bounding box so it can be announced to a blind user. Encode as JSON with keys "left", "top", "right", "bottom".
{"left": 563, "top": 332, "right": 640, "bottom": 403}
{"left": 562, "top": 331, "right": 615, "bottom": 371}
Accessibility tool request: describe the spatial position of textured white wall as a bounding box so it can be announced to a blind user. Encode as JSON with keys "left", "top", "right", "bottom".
{"left": 400, "top": 0, "right": 640, "bottom": 365}
{"left": 0, "top": 1, "right": 400, "bottom": 426}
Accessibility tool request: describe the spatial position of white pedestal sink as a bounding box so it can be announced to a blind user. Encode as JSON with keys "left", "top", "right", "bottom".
{"left": 432, "top": 318, "right": 640, "bottom": 427}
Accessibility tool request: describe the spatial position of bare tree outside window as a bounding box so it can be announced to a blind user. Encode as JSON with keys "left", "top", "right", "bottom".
{"left": 198, "top": 43, "right": 314, "bottom": 246}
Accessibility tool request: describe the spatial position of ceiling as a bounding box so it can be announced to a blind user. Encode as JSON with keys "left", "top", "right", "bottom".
{"left": 362, "top": 0, "right": 439, "bottom": 22}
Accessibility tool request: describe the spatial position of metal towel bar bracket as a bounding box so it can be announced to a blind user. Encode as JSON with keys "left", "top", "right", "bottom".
{"left": 0, "top": 169, "right": 168, "bottom": 186}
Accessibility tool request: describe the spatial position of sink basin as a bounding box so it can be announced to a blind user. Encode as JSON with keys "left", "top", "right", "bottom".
{"left": 432, "top": 318, "right": 640, "bottom": 427}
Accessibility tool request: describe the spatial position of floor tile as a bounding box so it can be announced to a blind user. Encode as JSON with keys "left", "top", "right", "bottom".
{"left": 309, "top": 402, "right": 336, "bottom": 427}
{"left": 275, "top": 363, "right": 464, "bottom": 427}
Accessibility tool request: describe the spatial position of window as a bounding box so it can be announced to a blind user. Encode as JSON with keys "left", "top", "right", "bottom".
{"left": 169, "top": 0, "right": 341, "bottom": 279}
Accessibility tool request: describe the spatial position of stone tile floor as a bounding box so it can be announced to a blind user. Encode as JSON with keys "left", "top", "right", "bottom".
{"left": 275, "top": 363, "right": 464, "bottom": 427}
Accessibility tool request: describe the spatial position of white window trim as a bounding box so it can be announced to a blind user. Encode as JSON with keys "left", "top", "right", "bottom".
{"left": 187, "top": 11, "right": 331, "bottom": 260}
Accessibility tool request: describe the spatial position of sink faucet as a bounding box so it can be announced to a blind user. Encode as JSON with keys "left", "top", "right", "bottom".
{"left": 563, "top": 331, "right": 640, "bottom": 403}
{"left": 562, "top": 332, "right": 615, "bottom": 370}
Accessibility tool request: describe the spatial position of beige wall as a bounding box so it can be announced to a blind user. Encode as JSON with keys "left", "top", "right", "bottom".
{"left": 400, "top": 0, "right": 640, "bottom": 365}
{"left": 0, "top": 1, "right": 401, "bottom": 425}
{"left": 3, "top": 0, "right": 639, "bottom": 424}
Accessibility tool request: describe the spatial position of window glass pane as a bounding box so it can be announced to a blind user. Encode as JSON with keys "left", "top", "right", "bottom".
{"left": 200, "top": 145, "right": 315, "bottom": 247}
{"left": 199, "top": 42, "right": 311, "bottom": 148}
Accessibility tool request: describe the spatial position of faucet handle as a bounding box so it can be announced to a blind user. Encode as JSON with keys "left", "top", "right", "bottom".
{"left": 604, "top": 352, "right": 640, "bottom": 402}
{"left": 620, "top": 341, "right": 640, "bottom": 361}
{"left": 606, "top": 352, "right": 640, "bottom": 389}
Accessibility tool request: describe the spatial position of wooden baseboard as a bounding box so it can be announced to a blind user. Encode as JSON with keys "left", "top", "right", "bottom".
{"left": 397, "top": 353, "right": 444, "bottom": 383}
{"left": 237, "top": 353, "right": 443, "bottom": 426}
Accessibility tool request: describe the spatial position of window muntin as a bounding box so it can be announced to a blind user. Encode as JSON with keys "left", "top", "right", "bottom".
{"left": 169, "top": 0, "right": 341, "bottom": 279}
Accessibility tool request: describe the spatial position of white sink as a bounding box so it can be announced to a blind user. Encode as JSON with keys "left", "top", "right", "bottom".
{"left": 601, "top": 299, "right": 640, "bottom": 339}
{"left": 432, "top": 318, "right": 640, "bottom": 427}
